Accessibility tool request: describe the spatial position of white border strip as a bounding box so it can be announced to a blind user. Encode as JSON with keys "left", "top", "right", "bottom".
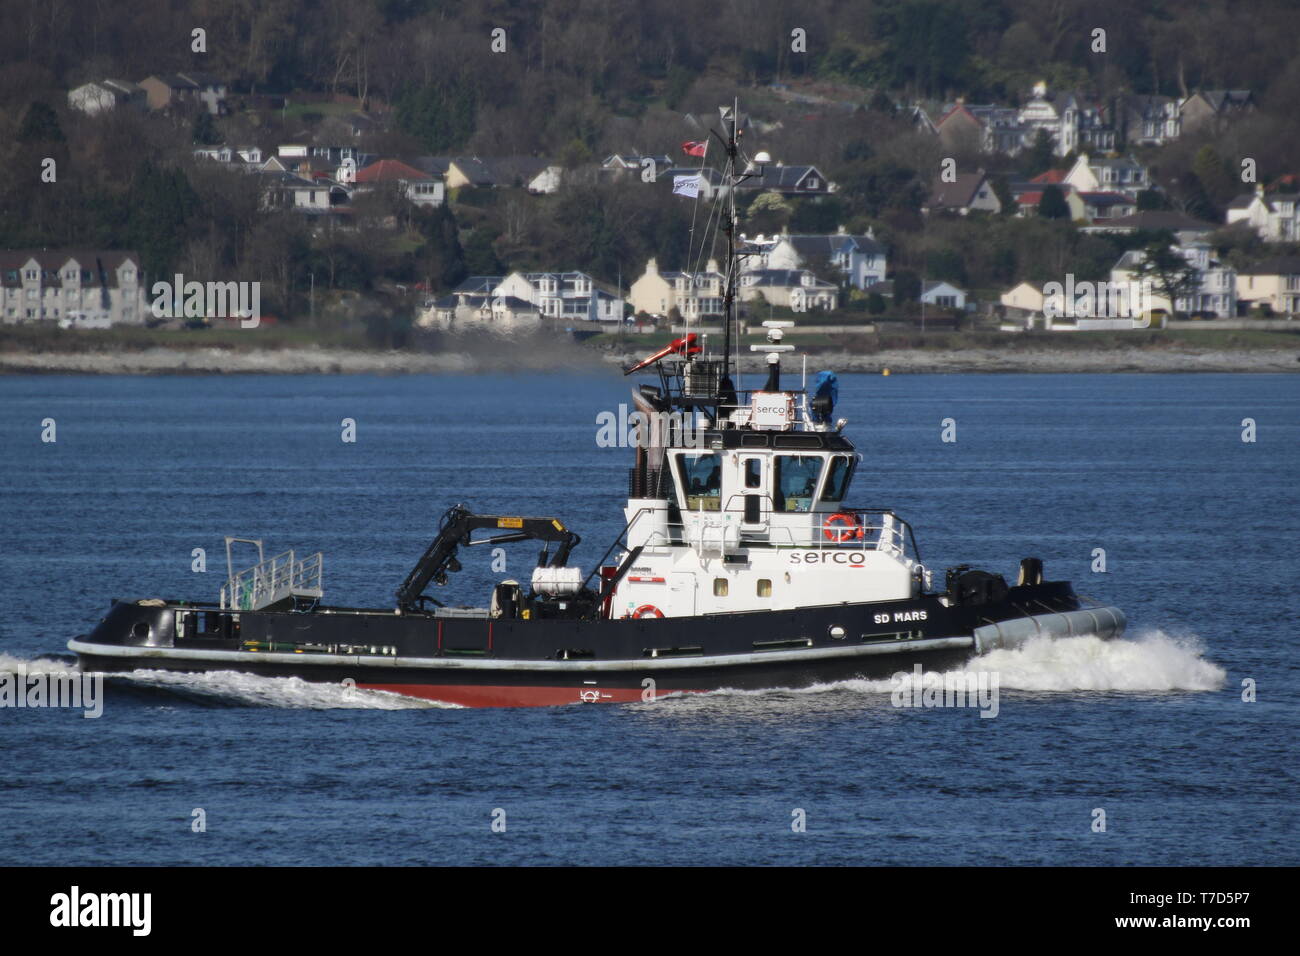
{"left": 68, "top": 635, "right": 975, "bottom": 674}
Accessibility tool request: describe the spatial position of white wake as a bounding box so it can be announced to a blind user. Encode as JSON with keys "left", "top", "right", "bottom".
{"left": 0, "top": 653, "right": 455, "bottom": 709}
{"left": 657, "top": 629, "right": 1226, "bottom": 705}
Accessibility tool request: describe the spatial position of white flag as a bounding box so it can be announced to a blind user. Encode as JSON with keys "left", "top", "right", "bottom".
{"left": 672, "top": 174, "right": 702, "bottom": 198}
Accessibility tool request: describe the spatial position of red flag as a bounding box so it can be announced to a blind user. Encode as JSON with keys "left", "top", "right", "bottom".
{"left": 681, "top": 140, "right": 707, "bottom": 157}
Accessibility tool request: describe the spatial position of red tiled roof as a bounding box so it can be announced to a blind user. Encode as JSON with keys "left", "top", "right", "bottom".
{"left": 354, "top": 159, "right": 432, "bottom": 183}
{"left": 1030, "top": 169, "right": 1068, "bottom": 184}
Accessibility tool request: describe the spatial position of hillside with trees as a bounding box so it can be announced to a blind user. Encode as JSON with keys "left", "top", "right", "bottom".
{"left": 1, "top": 0, "right": 1297, "bottom": 322}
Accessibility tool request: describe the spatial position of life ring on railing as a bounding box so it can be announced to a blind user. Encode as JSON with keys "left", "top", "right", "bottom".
{"left": 630, "top": 605, "right": 665, "bottom": 619}
{"left": 823, "top": 512, "right": 863, "bottom": 543}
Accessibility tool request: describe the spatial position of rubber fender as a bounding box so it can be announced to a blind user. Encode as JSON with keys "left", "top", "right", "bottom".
{"left": 973, "top": 606, "right": 1127, "bottom": 654}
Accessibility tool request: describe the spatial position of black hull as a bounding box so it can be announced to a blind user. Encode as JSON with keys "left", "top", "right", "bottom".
{"left": 69, "top": 583, "right": 1124, "bottom": 707}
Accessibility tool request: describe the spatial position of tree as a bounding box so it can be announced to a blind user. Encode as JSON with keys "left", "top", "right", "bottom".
{"left": 894, "top": 270, "right": 921, "bottom": 304}
{"left": 746, "top": 191, "right": 792, "bottom": 234}
{"left": 866, "top": 291, "right": 887, "bottom": 314}
{"left": 1135, "top": 241, "right": 1200, "bottom": 317}
{"left": 791, "top": 197, "right": 845, "bottom": 233}
{"left": 1022, "top": 129, "right": 1056, "bottom": 178}
{"left": 463, "top": 228, "right": 504, "bottom": 275}
{"left": 413, "top": 204, "right": 466, "bottom": 291}
{"left": 192, "top": 111, "right": 221, "bottom": 146}
{"left": 1037, "top": 184, "right": 1070, "bottom": 219}
{"left": 1136, "top": 188, "right": 1168, "bottom": 211}
{"left": 395, "top": 79, "right": 477, "bottom": 152}
{"left": 17, "top": 101, "right": 64, "bottom": 143}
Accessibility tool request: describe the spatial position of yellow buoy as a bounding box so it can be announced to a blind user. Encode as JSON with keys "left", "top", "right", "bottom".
{"left": 882, "top": 368, "right": 891, "bottom": 376}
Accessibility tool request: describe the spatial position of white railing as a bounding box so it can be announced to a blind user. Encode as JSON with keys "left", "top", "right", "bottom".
{"left": 221, "top": 549, "right": 323, "bottom": 611}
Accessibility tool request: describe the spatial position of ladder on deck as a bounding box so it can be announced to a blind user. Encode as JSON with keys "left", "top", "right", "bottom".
{"left": 221, "top": 537, "right": 324, "bottom": 611}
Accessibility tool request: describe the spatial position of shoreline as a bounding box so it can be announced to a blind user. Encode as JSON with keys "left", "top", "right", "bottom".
{"left": 1, "top": 344, "right": 1297, "bottom": 375}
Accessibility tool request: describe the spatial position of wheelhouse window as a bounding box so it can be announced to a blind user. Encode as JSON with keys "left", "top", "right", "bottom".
{"left": 821, "top": 455, "right": 854, "bottom": 503}
{"left": 774, "top": 455, "right": 823, "bottom": 512}
{"left": 676, "top": 452, "right": 721, "bottom": 511}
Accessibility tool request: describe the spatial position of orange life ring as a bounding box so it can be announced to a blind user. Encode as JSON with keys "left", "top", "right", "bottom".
{"left": 631, "top": 604, "right": 665, "bottom": 619}
{"left": 823, "top": 512, "right": 863, "bottom": 543}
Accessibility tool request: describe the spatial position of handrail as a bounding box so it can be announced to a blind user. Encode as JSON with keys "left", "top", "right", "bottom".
{"left": 221, "top": 548, "right": 324, "bottom": 610}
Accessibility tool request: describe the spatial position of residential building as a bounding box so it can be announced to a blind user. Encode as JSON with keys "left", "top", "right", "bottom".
{"left": 933, "top": 83, "right": 1114, "bottom": 157}
{"left": 1117, "top": 94, "right": 1181, "bottom": 146}
{"left": 740, "top": 270, "right": 839, "bottom": 311}
{"left": 1179, "top": 90, "right": 1254, "bottom": 134}
{"left": 601, "top": 154, "right": 675, "bottom": 182}
{"left": 421, "top": 290, "right": 542, "bottom": 332}
{"left": 494, "top": 271, "right": 625, "bottom": 322}
{"left": 1082, "top": 210, "right": 1218, "bottom": 243}
{"left": 935, "top": 102, "right": 1023, "bottom": 154}
{"left": 1235, "top": 257, "right": 1300, "bottom": 316}
{"left": 193, "top": 145, "right": 264, "bottom": 168}
{"left": 1009, "top": 175, "right": 1088, "bottom": 220}
{"left": 1065, "top": 153, "right": 1152, "bottom": 200}
{"left": 1225, "top": 186, "right": 1300, "bottom": 243}
{"left": 139, "top": 72, "right": 228, "bottom": 114}
{"left": 1017, "top": 82, "right": 1115, "bottom": 155}
{"left": 735, "top": 163, "right": 835, "bottom": 196}
{"left": 67, "top": 80, "right": 147, "bottom": 115}
{"left": 1000, "top": 281, "right": 1046, "bottom": 320}
{"left": 353, "top": 159, "right": 445, "bottom": 207}
{"left": 864, "top": 279, "right": 969, "bottom": 310}
{"left": 923, "top": 170, "right": 1002, "bottom": 215}
{"left": 739, "top": 227, "right": 887, "bottom": 290}
{"left": 258, "top": 171, "right": 349, "bottom": 214}
{"left": 0, "top": 250, "right": 146, "bottom": 325}
{"left": 418, "top": 156, "right": 561, "bottom": 193}
{"left": 1078, "top": 191, "right": 1136, "bottom": 221}
{"left": 629, "top": 258, "right": 724, "bottom": 320}
{"left": 1111, "top": 242, "right": 1236, "bottom": 317}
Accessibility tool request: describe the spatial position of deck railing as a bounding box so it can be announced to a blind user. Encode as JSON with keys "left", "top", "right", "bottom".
{"left": 221, "top": 549, "right": 324, "bottom": 611}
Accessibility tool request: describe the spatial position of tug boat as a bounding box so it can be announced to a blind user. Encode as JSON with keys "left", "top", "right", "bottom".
{"left": 68, "top": 103, "right": 1125, "bottom": 707}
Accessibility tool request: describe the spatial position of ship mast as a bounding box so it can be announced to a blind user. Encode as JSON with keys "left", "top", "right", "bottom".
{"left": 714, "top": 98, "right": 767, "bottom": 408}
{"left": 720, "top": 100, "right": 739, "bottom": 387}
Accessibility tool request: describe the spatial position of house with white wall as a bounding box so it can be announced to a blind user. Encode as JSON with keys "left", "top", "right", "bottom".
{"left": 739, "top": 270, "right": 839, "bottom": 311}
{"left": 1225, "top": 187, "right": 1300, "bottom": 243}
{"left": 1065, "top": 154, "right": 1152, "bottom": 200}
{"left": 0, "top": 250, "right": 146, "bottom": 325}
{"left": 68, "top": 80, "right": 146, "bottom": 115}
{"left": 495, "top": 272, "right": 625, "bottom": 322}
{"left": 1111, "top": 242, "right": 1236, "bottom": 317}
{"left": 740, "top": 228, "right": 887, "bottom": 290}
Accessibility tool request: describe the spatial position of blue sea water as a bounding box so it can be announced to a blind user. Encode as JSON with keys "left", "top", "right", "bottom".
{"left": 0, "top": 371, "right": 1296, "bottom": 866}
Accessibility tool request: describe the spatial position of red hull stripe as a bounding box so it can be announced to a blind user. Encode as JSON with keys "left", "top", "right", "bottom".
{"left": 360, "top": 682, "right": 693, "bottom": 708}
